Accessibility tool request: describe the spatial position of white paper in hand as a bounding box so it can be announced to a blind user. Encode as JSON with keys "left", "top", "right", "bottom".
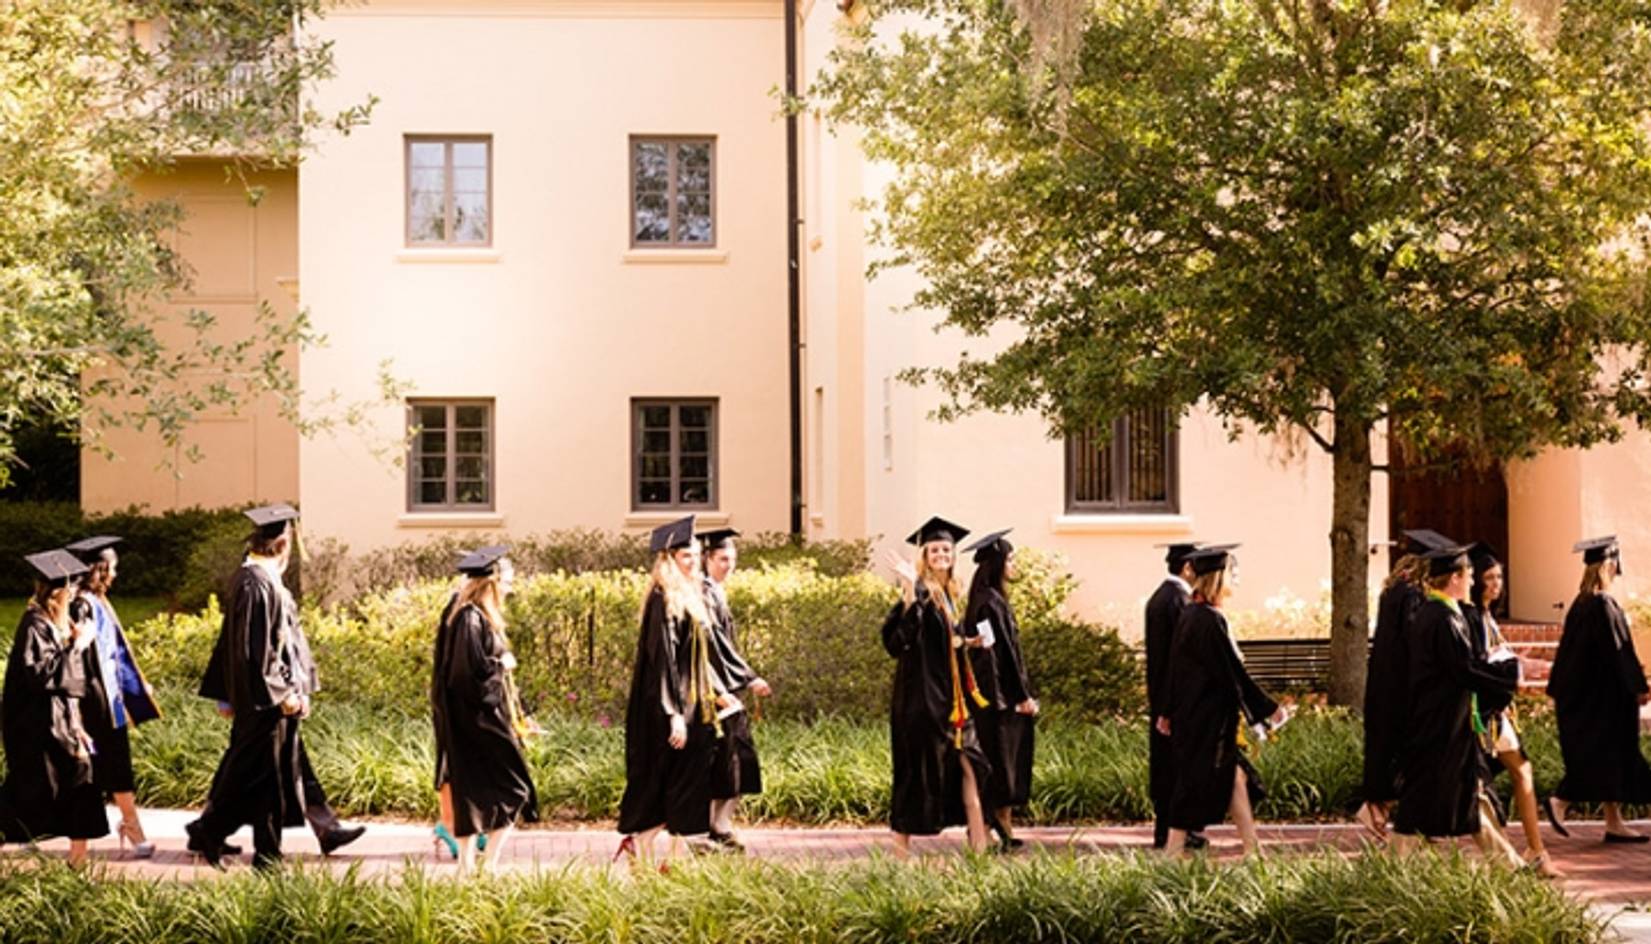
{"left": 975, "top": 620, "right": 995, "bottom": 649}
{"left": 1487, "top": 645, "right": 1517, "bottom": 664}
{"left": 716, "top": 694, "right": 745, "bottom": 720}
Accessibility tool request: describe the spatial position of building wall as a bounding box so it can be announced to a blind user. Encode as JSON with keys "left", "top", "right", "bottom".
{"left": 81, "top": 162, "right": 301, "bottom": 513}
{"left": 296, "top": 0, "right": 792, "bottom": 552}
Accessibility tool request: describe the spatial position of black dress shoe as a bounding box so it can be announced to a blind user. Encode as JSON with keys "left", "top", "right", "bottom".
{"left": 319, "top": 824, "right": 366, "bottom": 856}
{"left": 1542, "top": 796, "right": 1572, "bottom": 838}
{"left": 1186, "top": 832, "right": 1209, "bottom": 850}
{"left": 1604, "top": 832, "right": 1650, "bottom": 844}
{"left": 184, "top": 821, "right": 226, "bottom": 869}
{"left": 707, "top": 830, "right": 746, "bottom": 852}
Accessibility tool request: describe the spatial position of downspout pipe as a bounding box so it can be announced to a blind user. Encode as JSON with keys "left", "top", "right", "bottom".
{"left": 785, "top": 0, "right": 804, "bottom": 537}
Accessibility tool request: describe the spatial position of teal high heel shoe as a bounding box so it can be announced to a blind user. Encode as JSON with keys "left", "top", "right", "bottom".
{"left": 433, "top": 824, "right": 459, "bottom": 860}
{"left": 477, "top": 831, "right": 488, "bottom": 853}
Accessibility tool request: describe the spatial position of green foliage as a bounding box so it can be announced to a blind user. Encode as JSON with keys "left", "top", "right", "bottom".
{"left": 0, "top": 851, "right": 1603, "bottom": 943}
{"left": 0, "top": 0, "right": 379, "bottom": 486}
{"left": 0, "top": 501, "right": 247, "bottom": 601}
{"left": 813, "top": 0, "right": 1651, "bottom": 706}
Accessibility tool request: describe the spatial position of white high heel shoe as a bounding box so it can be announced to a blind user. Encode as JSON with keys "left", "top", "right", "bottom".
{"left": 118, "top": 820, "right": 155, "bottom": 859}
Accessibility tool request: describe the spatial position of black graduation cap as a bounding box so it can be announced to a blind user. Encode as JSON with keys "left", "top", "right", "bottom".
{"left": 1468, "top": 541, "right": 1501, "bottom": 573}
{"left": 1424, "top": 545, "right": 1473, "bottom": 578}
{"left": 905, "top": 516, "right": 969, "bottom": 547}
{"left": 24, "top": 549, "right": 90, "bottom": 588}
{"left": 456, "top": 544, "right": 510, "bottom": 577}
{"left": 698, "top": 528, "right": 741, "bottom": 552}
{"left": 64, "top": 535, "right": 122, "bottom": 563}
{"left": 1186, "top": 544, "right": 1240, "bottom": 576}
{"left": 244, "top": 503, "right": 299, "bottom": 538}
{"left": 1402, "top": 529, "right": 1457, "bottom": 555}
{"left": 962, "top": 528, "right": 1012, "bottom": 555}
{"left": 1154, "top": 541, "right": 1201, "bottom": 568}
{"left": 1574, "top": 535, "right": 1622, "bottom": 568}
{"left": 650, "top": 515, "right": 697, "bottom": 554}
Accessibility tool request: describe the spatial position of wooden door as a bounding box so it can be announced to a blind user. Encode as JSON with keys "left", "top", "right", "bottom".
{"left": 1388, "top": 441, "right": 1510, "bottom": 613}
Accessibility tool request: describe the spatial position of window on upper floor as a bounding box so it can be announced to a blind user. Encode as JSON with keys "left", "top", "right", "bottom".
{"left": 631, "top": 137, "right": 715, "bottom": 247}
{"left": 1065, "top": 408, "right": 1178, "bottom": 513}
{"left": 406, "top": 136, "right": 491, "bottom": 246}
{"left": 408, "top": 399, "right": 494, "bottom": 511}
{"left": 632, "top": 398, "right": 718, "bottom": 510}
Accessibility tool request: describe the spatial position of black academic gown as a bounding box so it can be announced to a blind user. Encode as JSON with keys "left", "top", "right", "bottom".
{"left": 430, "top": 592, "right": 460, "bottom": 790}
{"left": 1363, "top": 581, "right": 1422, "bottom": 804}
{"left": 0, "top": 608, "right": 110, "bottom": 843}
{"left": 1547, "top": 592, "right": 1651, "bottom": 804}
{"left": 965, "top": 586, "right": 1034, "bottom": 808}
{"left": 432, "top": 604, "right": 539, "bottom": 837}
{"left": 190, "top": 562, "right": 308, "bottom": 861}
{"left": 1144, "top": 577, "right": 1189, "bottom": 841}
{"left": 1391, "top": 597, "right": 1519, "bottom": 838}
{"left": 617, "top": 587, "right": 717, "bottom": 836}
{"left": 704, "top": 577, "right": 762, "bottom": 800}
{"left": 1164, "top": 603, "right": 1277, "bottom": 832}
{"left": 882, "top": 585, "right": 991, "bottom": 836}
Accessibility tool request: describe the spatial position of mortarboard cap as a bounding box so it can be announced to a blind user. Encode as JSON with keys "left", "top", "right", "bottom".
{"left": 244, "top": 503, "right": 299, "bottom": 538}
{"left": 1467, "top": 542, "right": 1501, "bottom": 573}
{"left": 650, "top": 515, "right": 698, "bottom": 554}
{"left": 1402, "top": 529, "right": 1456, "bottom": 555}
{"left": 1574, "top": 535, "right": 1622, "bottom": 571}
{"left": 1186, "top": 544, "right": 1240, "bottom": 576}
{"left": 64, "top": 535, "right": 122, "bottom": 563}
{"left": 24, "top": 549, "right": 90, "bottom": 588}
{"left": 1155, "top": 541, "right": 1201, "bottom": 569}
{"left": 906, "top": 516, "right": 969, "bottom": 547}
{"left": 962, "top": 528, "right": 1013, "bottom": 555}
{"left": 698, "top": 528, "right": 741, "bottom": 552}
{"left": 456, "top": 544, "right": 510, "bottom": 577}
{"left": 1424, "top": 545, "right": 1473, "bottom": 578}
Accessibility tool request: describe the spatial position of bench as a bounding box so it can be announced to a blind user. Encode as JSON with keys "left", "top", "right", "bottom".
{"left": 1234, "top": 638, "right": 1357, "bottom": 691}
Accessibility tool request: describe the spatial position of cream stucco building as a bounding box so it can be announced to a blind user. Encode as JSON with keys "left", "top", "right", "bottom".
{"left": 83, "top": 0, "right": 1651, "bottom": 635}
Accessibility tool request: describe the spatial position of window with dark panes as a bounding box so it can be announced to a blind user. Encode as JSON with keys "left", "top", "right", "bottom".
{"left": 631, "top": 137, "right": 715, "bottom": 247}
{"left": 1065, "top": 408, "right": 1178, "bottom": 512}
{"left": 408, "top": 400, "right": 494, "bottom": 511}
{"left": 633, "top": 399, "right": 717, "bottom": 510}
{"left": 406, "top": 136, "right": 491, "bottom": 246}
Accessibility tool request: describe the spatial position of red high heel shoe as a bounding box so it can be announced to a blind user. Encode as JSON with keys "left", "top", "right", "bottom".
{"left": 613, "top": 835, "right": 637, "bottom": 864}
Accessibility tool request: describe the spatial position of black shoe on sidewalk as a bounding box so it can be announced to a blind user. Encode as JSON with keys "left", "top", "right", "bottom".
{"left": 319, "top": 824, "right": 366, "bottom": 856}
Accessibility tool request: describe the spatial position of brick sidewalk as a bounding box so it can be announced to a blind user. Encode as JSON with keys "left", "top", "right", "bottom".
{"left": 8, "top": 809, "right": 1651, "bottom": 905}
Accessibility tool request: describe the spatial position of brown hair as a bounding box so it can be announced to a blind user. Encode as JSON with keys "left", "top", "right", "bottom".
{"left": 1426, "top": 566, "right": 1468, "bottom": 592}
{"left": 1383, "top": 554, "right": 1427, "bottom": 591}
{"left": 1580, "top": 561, "right": 1609, "bottom": 596}
{"left": 249, "top": 530, "right": 291, "bottom": 560}
{"left": 85, "top": 552, "right": 116, "bottom": 596}
{"left": 29, "top": 581, "right": 73, "bottom": 630}
{"left": 1191, "top": 568, "right": 1233, "bottom": 606}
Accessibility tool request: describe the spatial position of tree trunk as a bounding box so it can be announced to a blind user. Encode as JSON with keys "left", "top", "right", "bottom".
{"left": 1327, "top": 412, "right": 1373, "bottom": 708}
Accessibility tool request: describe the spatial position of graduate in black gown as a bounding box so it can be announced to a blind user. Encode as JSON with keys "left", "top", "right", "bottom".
{"left": 1162, "top": 544, "right": 1285, "bottom": 858}
{"left": 0, "top": 551, "right": 109, "bottom": 865}
{"left": 432, "top": 545, "right": 539, "bottom": 875}
{"left": 1463, "top": 543, "right": 1558, "bottom": 876}
{"left": 617, "top": 515, "right": 728, "bottom": 867}
{"left": 1545, "top": 536, "right": 1651, "bottom": 842}
{"left": 699, "top": 528, "right": 771, "bottom": 852}
{"left": 1390, "top": 545, "right": 1521, "bottom": 865}
{"left": 880, "top": 516, "right": 992, "bottom": 857}
{"left": 1357, "top": 528, "right": 1451, "bottom": 838}
{"left": 187, "top": 505, "right": 364, "bottom": 869}
{"left": 1144, "top": 541, "right": 1201, "bottom": 850}
{"left": 66, "top": 535, "right": 161, "bottom": 859}
{"left": 961, "top": 529, "right": 1038, "bottom": 851}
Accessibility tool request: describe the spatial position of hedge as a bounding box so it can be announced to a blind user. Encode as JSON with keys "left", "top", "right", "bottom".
{"left": 0, "top": 503, "right": 247, "bottom": 603}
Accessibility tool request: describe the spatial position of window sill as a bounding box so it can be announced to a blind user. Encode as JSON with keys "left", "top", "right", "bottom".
{"left": 1050, "top": 513, "right": 1192, "bottom": 535}
{"left": 625, "top": 511, "right": 728, "bottom": 529}
{"left": 394, "top": 248, "right": 502, "bottom": 264}
{"left": 621, "top": 248, "right": 729, "bottom": 265}
{"left": 397, "top": 512, "right": 505, "bottom": 529}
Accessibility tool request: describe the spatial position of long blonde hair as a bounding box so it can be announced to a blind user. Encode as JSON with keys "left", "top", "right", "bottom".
{"left": 29, "top": 581, "right": 73, "bottom": 631}
{"left": 1383, "top": 554, "right": 1427, "bottom": 591}
{"left": 1191, "top": 568, "right": 1233, "bottom": 607}
{"left": 1580, "top": 561, "right": 1612, "bottom": 596}
{"left": 646, "top": 548, "right": 710, "bottom": 626}
{"left": 454, "top": 572, "right": 508, "bottom": 634}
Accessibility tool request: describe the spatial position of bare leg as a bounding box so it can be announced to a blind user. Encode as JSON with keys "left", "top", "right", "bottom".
{"left": 891, "top": 831, "right": 911, "bottom": 860}
{"left": 710, "top": 798, "right": 737, "bottom": 836}
{"left": 1604, "top": 802, "right": 1639, "bottom": 836}
{"left": 67, "top": 839, "right": 87, "bottom": 866}
{"left": 1163, "top": 828, "right": 1187, "bottom": 858}
{"left": 112, "top": 792, "right": 146, "bottom": 841}
{"left": 1499, "top": 752, "right": 1544, "bottom": 854}
{"left": 1229, "top": 765, "right": 1261, "bottom": 857}
{"left": 995, "top": 807, "right": 1014, "bottom": 842}
{"left": 438, "top": 784, "right": 455, "bottom": 832}
{"left": 457, "top": 834, "right": 478, "bottom": 877}
{"left": 477, "top": 825, "right": 513, "bottom": 874}
{"left": 959, "top": 760, "right": 989, "bottom": 854}
{"left": 1390, "top": 832, "right": 1422, "bottom": 856}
